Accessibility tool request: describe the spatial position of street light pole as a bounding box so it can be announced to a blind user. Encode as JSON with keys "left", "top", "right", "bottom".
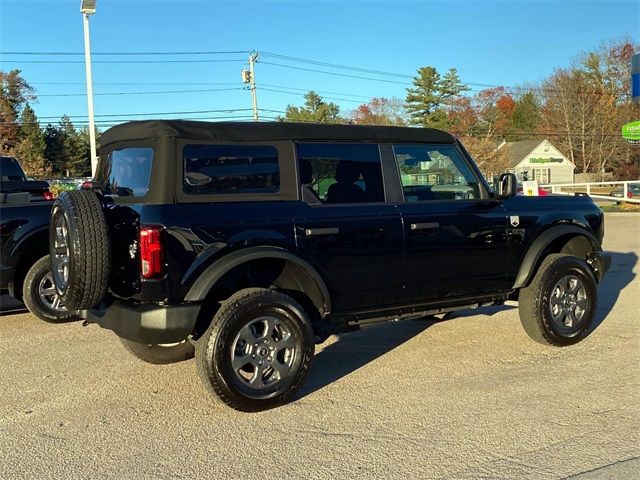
{"left": 81, "top": 1, "right": 97, "bottom": 176}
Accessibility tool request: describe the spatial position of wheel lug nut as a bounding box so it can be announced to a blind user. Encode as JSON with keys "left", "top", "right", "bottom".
{"left": 258, "top": 360, "right": 263, "bottom": 365}
{"left": 252, "top": 354, "right": 256, "bottom": 358}
{"left": 269, "top": 346, "right": 274, "bottom": 351}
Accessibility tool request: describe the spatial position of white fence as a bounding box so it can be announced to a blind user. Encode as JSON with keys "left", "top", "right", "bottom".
{"left": 539, "top": 180, "right": 640, "bottom": 204}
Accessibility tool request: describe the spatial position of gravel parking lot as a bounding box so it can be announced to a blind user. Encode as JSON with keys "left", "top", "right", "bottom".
{"left": 1, "top": 215, "right": 638, "bottom": 479}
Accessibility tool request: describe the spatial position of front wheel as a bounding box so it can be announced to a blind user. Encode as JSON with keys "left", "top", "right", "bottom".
{"left": 518, "top": 254, "right": 597, "bottom": 346}
{"left": 196, "top": 288, "right": 315, "bottom": 411}
{"left": 22, "top": 255, "right": 80, "bottom": 323}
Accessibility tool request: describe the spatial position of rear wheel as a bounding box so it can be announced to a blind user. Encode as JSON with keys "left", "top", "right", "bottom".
{"left": 196, "top": 288, "right": 315, "bottom": 411}
{"left": 518, "top": 254, "right": 597, "bottom": 346}
{"left": 120, "top": 338, "right": 195, "bottom": 365}
{"left": 22, "top": 255, "right": 80, "bottom": 323}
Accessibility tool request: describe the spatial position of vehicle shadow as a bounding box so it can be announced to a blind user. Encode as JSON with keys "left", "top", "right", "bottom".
{"left": 0, "top": 294, "right": 28, "bottom": 316}
{"left": 590, "top": 251, "right": 637, "bottom": 331}
{"left": 298, "top": 317, "right": 436, "bottom": 399}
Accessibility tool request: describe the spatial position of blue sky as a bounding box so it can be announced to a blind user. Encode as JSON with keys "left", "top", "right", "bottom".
{"left": 0, "top": 0, "right": 638, "bottom": 129}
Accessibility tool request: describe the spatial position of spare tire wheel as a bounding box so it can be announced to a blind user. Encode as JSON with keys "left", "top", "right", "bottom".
{"left": 50, "top": 190, "right": 110, "bottom": 311}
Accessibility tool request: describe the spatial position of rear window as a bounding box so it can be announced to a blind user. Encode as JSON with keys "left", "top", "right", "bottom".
{"left": 1, "top": 156, "right": 26, "bottom": 181}
{"left": 183, "top": 144, "right": 279, "bottom": 195}
{"left": 96, "top": 148, "right": 153, "bottom": 197}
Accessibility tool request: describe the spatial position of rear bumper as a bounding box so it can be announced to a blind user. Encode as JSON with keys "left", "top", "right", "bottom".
{"left": 85, "top": 301, "right": 201, "bottom": 344}
{"left": 588, "top": 251, "right": 611, "bottom": 282}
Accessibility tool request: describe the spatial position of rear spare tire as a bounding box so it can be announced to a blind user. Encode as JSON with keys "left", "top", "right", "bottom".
{"left": 50, "top": 190, "right": 110, "bottom": 311}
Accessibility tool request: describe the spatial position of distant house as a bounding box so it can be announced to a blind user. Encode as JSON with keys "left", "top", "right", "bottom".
{"left": 498, "top": 139, "right": 575, "bottom": 184}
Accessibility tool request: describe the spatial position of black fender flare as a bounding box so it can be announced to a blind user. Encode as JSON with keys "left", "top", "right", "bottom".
{"left": 184, "top": 246, "right": 332, "bottom": 316}
{"left": 513, "top": 225, "right": 601, "bottom": 289}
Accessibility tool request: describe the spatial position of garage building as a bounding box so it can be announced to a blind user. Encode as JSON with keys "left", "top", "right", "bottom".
{"left": 499, "top": 139, "right": 575, "bottom": 184}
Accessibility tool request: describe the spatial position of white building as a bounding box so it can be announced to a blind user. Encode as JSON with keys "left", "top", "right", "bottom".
{"left": 499, "top": 139, "right": 575, "bottom": 184}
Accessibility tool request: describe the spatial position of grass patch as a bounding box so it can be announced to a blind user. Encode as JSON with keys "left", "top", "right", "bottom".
{"left": 599, "top": 203, "right": 640, "bottom": 213}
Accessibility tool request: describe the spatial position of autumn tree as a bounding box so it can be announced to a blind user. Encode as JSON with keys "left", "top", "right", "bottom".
{"left": 0, "top": 70, "right": 36, "bottom": 155}
{"left": 282, "top": 91, "right": 342, "bottom": 124}
{"left": 540, "top": 39, "right": 638, "bottom": 177}
{"left": 405, "top": 66, "right": 468, "bottom": 129}
{"left": 350, "top": 97, "right": 407, "bottom": 126}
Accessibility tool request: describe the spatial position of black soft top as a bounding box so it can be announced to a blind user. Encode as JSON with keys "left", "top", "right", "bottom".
{"left": 99, "top": 120, "right": 456, "bottom": 148}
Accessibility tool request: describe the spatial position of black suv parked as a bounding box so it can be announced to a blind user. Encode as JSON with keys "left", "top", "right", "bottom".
{"left": 49, "top": 121, "right": 610, "bottom": 411}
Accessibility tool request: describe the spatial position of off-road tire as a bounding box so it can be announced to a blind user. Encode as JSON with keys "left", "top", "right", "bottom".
{"left": 120, "top": 338, "right": 195, "bottom": 365}
{"left": 22, "top": 255, "right": 80, "bottom": 323}
{"left": 49, "top": 190, "right": 110, "bottom": 311}
{"left": 196, "top": 288, "right": 315, "bottom": 412}
{"left": 519, "top": 254, "right": 597, "bottom": 346}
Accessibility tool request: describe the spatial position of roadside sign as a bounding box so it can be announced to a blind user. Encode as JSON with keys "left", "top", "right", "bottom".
{"left": 522, "top": 180, "right": 539, "bottom": 196}
{"left": 622, "top": 120, "right": 640, "bottom": 144}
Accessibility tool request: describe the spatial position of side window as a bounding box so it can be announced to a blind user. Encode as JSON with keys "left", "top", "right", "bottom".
{"left": 97, "top": 147, "right": 153, "bottom": 197}
{"left": 183, "top": 144, "right": 279, "bottom": 195}
{"left": 393, "top": 144, "right": 480, "bottom": 202}
{"left": 296, "top": 143, "right": 384, "bottom": 204}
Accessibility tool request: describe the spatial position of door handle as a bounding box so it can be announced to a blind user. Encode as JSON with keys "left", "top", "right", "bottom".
{"left": 305, "top": 227, "right": 340, "bottom": 236}
{"left": 410, "top": 222, "right": 439, "bottom": 231}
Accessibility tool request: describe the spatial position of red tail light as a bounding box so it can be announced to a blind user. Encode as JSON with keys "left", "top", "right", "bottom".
{"left": 139, "top": 226, "right": 164, "bottom": 279}
{"left": 44, "top": 190, "right": 54, "bottom": 200}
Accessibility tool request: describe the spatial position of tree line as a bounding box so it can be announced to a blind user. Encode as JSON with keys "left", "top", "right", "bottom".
{"left": 0, "top": 70, "right": 94, "bottom": 177}
{"left": 282, "top": 39, "right": 640, "bottom": 180}
{"left": 1, "top": 38, "right": 638, "bottom": 180}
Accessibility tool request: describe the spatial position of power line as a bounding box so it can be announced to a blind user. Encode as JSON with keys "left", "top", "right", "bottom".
{"left": 0, "top": 50, "right": 251, "bottom": 56}
{"left": 260, "top": 61, "right": 410, "bottom": 85}
{"left": 262, "top": 83, "right": 372, "bottom": 99}
{"left": 32, "top": 82, "right": 239, "bottom": 85}
{"left": 1, "top": 59, "right": 246, "bottom": 64}
{"left": 260, "top": 86, "right": 366, "bottom": 104}
{"left": 34, "top": 108, "right": 253, "bottom": 120}
{"left": 38, "top": 87, "right": 245, "bottom": 97}
{"left": 260, "top": 52, "right": 412, "bottom": 79}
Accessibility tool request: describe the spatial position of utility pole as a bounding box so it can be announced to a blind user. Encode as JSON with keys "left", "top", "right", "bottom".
{"left": 248, "top": 52, "right": 259, "bottom": 121}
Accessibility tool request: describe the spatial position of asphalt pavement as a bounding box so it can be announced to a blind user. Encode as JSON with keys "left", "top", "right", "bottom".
{"left": 0, "top": 215, "right": 638, "bottom": 479}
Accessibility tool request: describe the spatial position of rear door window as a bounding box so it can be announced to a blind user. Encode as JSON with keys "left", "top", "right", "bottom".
{"left": 183, "top": 144, "right": 279, "bottom": 195}
{"left": 296, "top": 143, "right": 384, "bottom": 204}
{"left": 97, "top": 148, "right": 153, "bottom": 197}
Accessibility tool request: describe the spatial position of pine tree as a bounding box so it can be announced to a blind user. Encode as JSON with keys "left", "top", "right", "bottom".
{"left": 509, "top": 92, "right": 541, "bottom": 140}
{"left": 16, "top": 105, "right": 50, "bottom": 177}
{"left": 282, "top": 91, "right": 342, "bottom": 124}
{"left": 58, "top": 115, "right": 90, "bottom": 176}
{"left": 405, "top": 67, "right": 468, "bottom": 129}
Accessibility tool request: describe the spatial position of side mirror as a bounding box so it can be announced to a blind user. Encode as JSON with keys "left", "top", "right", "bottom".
{"left": 496, "top": 173, "right": 517, "bottom": 200}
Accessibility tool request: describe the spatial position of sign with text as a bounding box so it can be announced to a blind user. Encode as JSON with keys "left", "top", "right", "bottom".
{"left": 529, "top": 157, "right": 563, "bottom": 164}
{"left": 622, "top": 120, "right": 640, "bottom": 144}
{"left": 522, "top": 180, "right": 539, "bottom": 196}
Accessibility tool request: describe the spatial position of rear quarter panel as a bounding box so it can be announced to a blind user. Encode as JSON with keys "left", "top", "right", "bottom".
{"left": 112, "top": 201, "right": 298, "bottom": 303}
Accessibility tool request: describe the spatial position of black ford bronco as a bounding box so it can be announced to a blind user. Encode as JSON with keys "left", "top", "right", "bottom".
{"left": 49, "top": 120, "right": 610, "bottom": 411}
